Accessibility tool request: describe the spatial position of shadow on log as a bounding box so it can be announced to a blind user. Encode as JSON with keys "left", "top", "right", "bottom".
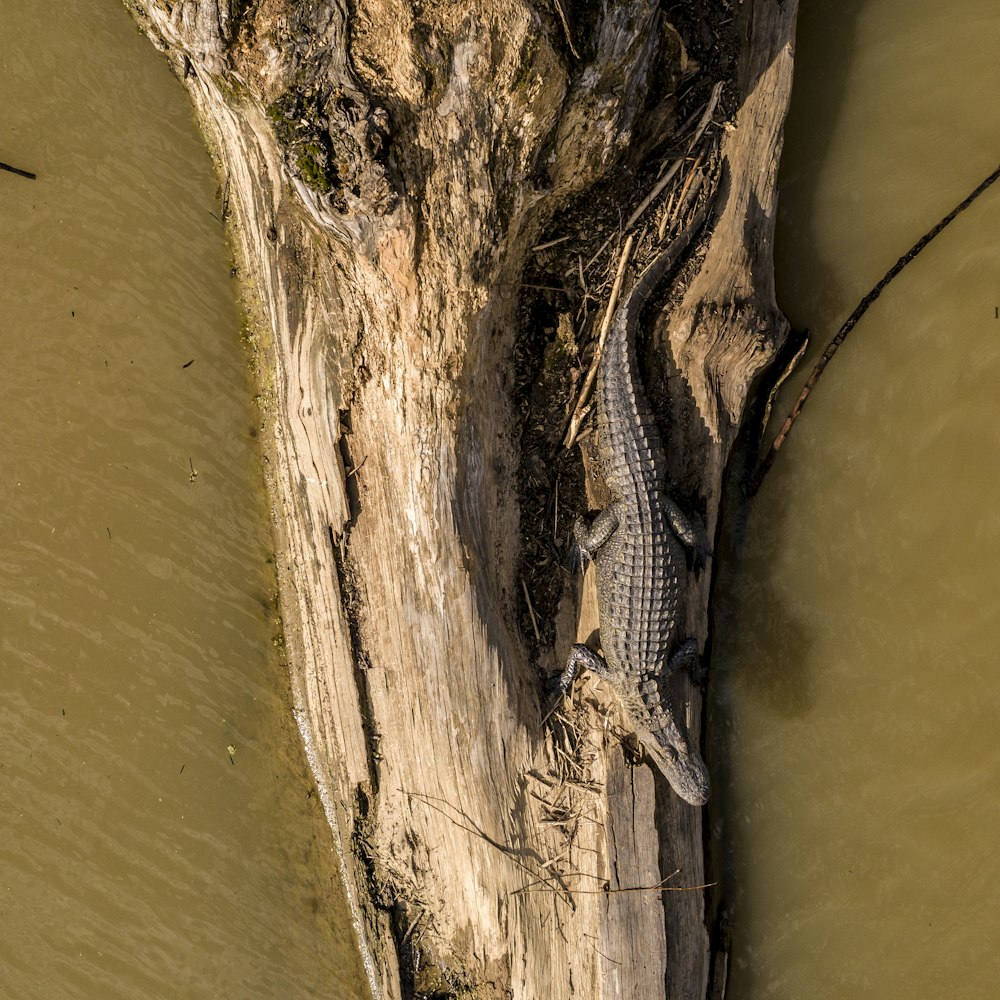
{"left": 125, "top": 0, "right": 797, "bottom": 996}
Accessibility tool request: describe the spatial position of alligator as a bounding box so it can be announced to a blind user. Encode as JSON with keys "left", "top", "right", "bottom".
{"left": 555, "top": 207, "right": 713, "bottom": 806}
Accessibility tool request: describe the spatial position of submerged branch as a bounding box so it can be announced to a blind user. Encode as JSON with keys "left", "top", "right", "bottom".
{"left": 1, "top": 160, "right": 36, "bottom": 179}
{"left": 752, "top": 162, "right": 1000, "bottom": 494}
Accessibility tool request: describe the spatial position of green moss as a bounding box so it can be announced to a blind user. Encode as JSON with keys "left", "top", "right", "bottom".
{"left": 409, "top": 19, "right": 453, "bottom": 103}
{"left": 510, "top": 32, "right": 540, "bottom": 96}
{"left": 296, "top": 144, "right": 333, "bottom": 194}
{"left": 265, "top": 89, "right": 341, "bottom": 198}
{"left": 271, "top": 617, "right": 286, "bottom": 651}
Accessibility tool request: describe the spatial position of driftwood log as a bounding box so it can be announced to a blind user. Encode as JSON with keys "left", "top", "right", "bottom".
{"left": 125, "top": 1, "right": 797, "bottom": 997}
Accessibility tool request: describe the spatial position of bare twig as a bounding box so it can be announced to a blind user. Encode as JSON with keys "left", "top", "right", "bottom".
{"left": 527, "top": 767, "right": 559, "bottom": 789}
{"left": 584, "top": 233, "right": 615, "bottom": 273}
{"left": 538, "top": 851, "right": 569, "bottom": 872}
{"left": 550, "top": 0, "right": 581, "bottom": 59}
{"left": 533, "top": 234, "right": 573, "bottom": 252}
{"left": 675, "top": 162, "right": 705, "bottom": 220}
{"left": 624, "top": 80, "right": 723, "bottom": 233}
{"left": 1, "top": 160, "right": 36, "bottom": 180}
{"left": 670, "top": 79, "right": 723, "bottom": 154}
{"left": 583, "top": 932, "right": 622, "bottom": 966}
{"left": 625, "top": 158, "right": 687, "bottom": 232}
{"left": 563, "top": 235, "right": 634, "bottom": 448}
{"left": 514, "top": 867, "right": 717, "bottom": 896}
{"left": 761, "top": 334, "right": 809, "bottom": 431}
{"left": 407, "top": 789, "right": 574, "bottom": 902}
{"left": 657, "top": 190, "right": 678, "bottom": 240}
{"left": 553, "top": 478, "right": 559, "bottom": 542}
{"left": 401, "top": 908, "right": 424, "bottom": 944}
{"left": 653, "top": 154, "right": 705, "bottom": 244}
{"left": 521, "top": 577, "right": 541, "bottom": 642}
{"left": 685, "top": 80, "right": 724, "bottom": 153}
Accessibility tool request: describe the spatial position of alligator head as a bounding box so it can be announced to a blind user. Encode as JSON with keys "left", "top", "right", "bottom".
{"left": 642, "top": 714, "right": 711, "bottom": 807}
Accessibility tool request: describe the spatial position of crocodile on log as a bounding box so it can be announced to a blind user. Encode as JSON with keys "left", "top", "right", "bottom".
{"left": 556, "top": 205, "right": 714, "bottom": 806}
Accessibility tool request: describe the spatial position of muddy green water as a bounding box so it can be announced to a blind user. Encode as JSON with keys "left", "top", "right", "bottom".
{"left": 711, "top": 0, "right": 1000, "bottom": 997}
{"left": 1, "top": 3, "right": 368, "bottom": 998}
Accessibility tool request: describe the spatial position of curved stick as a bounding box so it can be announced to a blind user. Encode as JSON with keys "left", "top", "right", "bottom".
{"left": 752, "top": 162, "right": 1000, "bottom": 494}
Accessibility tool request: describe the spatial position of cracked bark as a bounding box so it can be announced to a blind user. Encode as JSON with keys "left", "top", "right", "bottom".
{"left": 124, "top": 1, "right": 797, "bottom": 997}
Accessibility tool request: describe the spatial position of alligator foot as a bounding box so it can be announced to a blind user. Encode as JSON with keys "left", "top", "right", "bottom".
{"left": 552, "top": 644, "right": 710, "bottom": 806}
{"left": 564, "top": 538, "right": 587, "bottom": 574}
{"left": 543, "top": 643, "right": 610, "bottom": 723}
{"left": 552, "top": 642, "right": 611, "bottom": 695}
{"left": 666, "top": 638, "right": 707, "bottom": 687}
{"left": 663, "top": 496, "right": 710, "bottom": 567}
{"left": 663, "top": 496, "right": 698, "bottom": 547}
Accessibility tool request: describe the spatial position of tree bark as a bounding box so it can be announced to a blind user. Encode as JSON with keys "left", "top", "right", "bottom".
{"left": 125, "top": 1, "right": 797, "bottom": 997}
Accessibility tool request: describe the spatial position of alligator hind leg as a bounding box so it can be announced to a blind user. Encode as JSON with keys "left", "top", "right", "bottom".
{"left": 662, "top": 496, "right": 700, "bottom": 549}
{"left": 665, "top": 638, "right": 707, "bottom": 686}
{"left": 662, "top": 495, "right": 710, "bottom": 566}
{"left": 573, "top": 500, "right": 623, "bottom": 560}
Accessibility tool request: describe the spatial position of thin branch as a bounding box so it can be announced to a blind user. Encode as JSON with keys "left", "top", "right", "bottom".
{"left": 563, "top": 235, "right": 634, "bottom": 448}
{"left": 533, "top": 234, "right": 573, "bottom": 252}
{"left": 625, "top": 80, "right": 722, "bottom": 232}
{"left": 686, "top": 80, "right": 724, "bottom": 151}
{"left": 551, "top": 0, "right": 582, "bottom": 60}
{"left": 521, "top": 577, "right": 541, "bottom": 642}
{"left": 752, "top": 161, "right": 1000, "bottom": 493}
{"left": 406, "top": 789, "right": 576, "bottom": 904}
{"left": 626, "top": 157, "right": 687, "bottom": 232}
{"left": 514, "top": 867, "right": 717, "bottom": 896}
{"left": 1, "top": 160, "right": 36, "bottom": 180}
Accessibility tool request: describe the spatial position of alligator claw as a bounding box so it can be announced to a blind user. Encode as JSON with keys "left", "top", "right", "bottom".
{"left": 687, "top": 657, "right": 709, "bottom": 690}
{"left": 541, "top": 672, "right": 574, "bottom": 725}
{"left": 545, "top": 671, "right": 571, "bottom": 696}
{"left": 564, "top": 540, "right": 589, "bottom": 573}
{"left": 688, "top": 538, "right": 711, "bottom": 572}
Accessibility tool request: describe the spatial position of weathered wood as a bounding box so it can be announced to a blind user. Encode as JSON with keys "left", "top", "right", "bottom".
{"left": 124, "top": 1, "right": 798, "bottom": 996}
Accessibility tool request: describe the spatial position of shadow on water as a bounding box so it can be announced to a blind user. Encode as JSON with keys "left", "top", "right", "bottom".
{"left": 773, "top": 0, "right": 870, "bottom": 336}
{"left": 704, "top": 0, "right": 869, "bottom": 967}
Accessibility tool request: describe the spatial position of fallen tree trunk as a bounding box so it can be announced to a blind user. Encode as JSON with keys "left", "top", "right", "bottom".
{"left": 125, "top": 1, "right": 796, "bottom": 996}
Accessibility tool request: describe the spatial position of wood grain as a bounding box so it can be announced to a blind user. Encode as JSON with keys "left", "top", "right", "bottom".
{"left": 126, "top": 1, "right": 799, "bottom": 996}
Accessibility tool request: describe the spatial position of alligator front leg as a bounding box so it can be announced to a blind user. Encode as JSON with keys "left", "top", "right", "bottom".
{"left": 666, "top": 638, "right": 702, "bottom": 681}
{"left": 553, "top": 642, "right": 612, "bottom": 695}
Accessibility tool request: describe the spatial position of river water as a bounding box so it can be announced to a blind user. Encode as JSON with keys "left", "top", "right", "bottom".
{"left": 711, "top": 0, "right": 1000, "bottom": 997}
{"left": 1, "top": 3, "right": 368, "bottom": 998}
